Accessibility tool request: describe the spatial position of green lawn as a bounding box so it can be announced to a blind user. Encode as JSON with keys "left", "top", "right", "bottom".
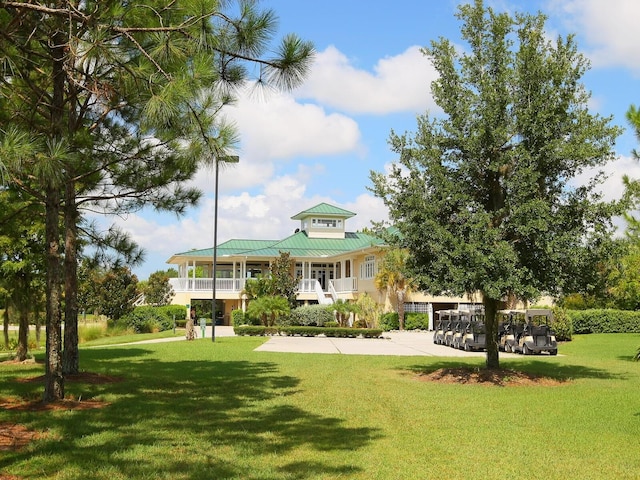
{"left": 1, "top": 333, "right": 639, "bottom": 479}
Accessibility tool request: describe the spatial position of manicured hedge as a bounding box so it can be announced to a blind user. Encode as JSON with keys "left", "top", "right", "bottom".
{"left": 379, "top": 312, "right": 399, "bottom": 331}
{"left": 379, "top": 312, "right": 429, "bottom": 331}
{"left": 567, "top": 309, "right": 640, "bottom": 334}
{"left": 234, "top": 325, "right": 383, "bottom": 338}
{"left": 405, "top": 313, "right": 430, "bottom": 330}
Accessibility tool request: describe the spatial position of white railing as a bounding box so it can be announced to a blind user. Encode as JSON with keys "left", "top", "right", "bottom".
{"left": 297, "top": 278, "right": 317, "bottom": 293}
{"left": 172, "top": 276, "right": 357, "bottom": 296}
{"left": 315, "top": 281, "right": 333, "bottom": 305}
{"left": 332, "top": 277, "right": 358, "bottom": 293}
{"left": 169, "top": 278, "right": 245, "bottom": 292}
{"left": 328, "top": 281, "right": 338, "bottom": 302}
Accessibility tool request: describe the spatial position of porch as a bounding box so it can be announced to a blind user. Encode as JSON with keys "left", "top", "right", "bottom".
{"left": 168, "top": 276, "right": 358, "bottom": 303}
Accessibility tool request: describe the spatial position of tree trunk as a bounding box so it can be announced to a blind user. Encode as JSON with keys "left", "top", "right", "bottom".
{"left": 44, "top": 186, "right": 64, "bottom": 402}
{"left": 397, "top": 290, "right": 406, "bottom": 330}
{"left": 63, "top": 182, "right": 79, "bottom": 375}
{"left": 3, "top": 305, "right": 8, "bottom": 350}
{"left": 35, "top": 303, "right": 41, "bottom": 349}
{"left": 483, "top": 295, "right": 500, "bottom": 370}
{"left": 43, "top": 13, "right": 66, "bottom": 402}
{"left": 16, "top": 301, "right": 29, "bottom": 362}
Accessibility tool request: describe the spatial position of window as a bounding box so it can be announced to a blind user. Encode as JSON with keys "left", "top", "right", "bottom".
{"left": 360, "top": 255, "right": 377, "bottom": 279}
{"left": 312, "top": 218, "right": 341, "bottom": 228}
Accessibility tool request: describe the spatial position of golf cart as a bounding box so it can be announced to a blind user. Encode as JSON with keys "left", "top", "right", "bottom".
{"left": 512, "top": 308, "right": 558, "bottom": 355}
{"left": 498, "top": 310, "right": 525, "bottom": 353}
{"left": 433, "top": 311, "right": 448, "bottom": 345}
{"left": 451, "top": 312, "right": 469, "bottom": 349}
{"left": 443, "top": 310, "right": 460, "bottom": 347}
{"left": 434, "top": 310, "right": 457, "bottom": 346}
{"left": 460, "top": 307, "right": 486, "bottom": 351}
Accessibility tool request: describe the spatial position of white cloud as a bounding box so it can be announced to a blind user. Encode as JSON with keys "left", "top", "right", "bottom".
{"left": 548, "top": 0, "right": 640, "bottom": 73}
{"left": 227, "top": 89, "right": 361, "bottom": 160}
{"left": 344, "top": 194, "right": 390, "bottom": 231}
{"left": 298, "top": 45, "right": 440, "bottom": 115}
{"left": 570, "top": 154, "right": 640, "bottom": 202}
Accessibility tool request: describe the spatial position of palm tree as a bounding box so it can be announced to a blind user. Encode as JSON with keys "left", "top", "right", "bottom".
{"left": 374, "top": 248, "right": 415, "bottom": 330}
{"left": 333, "top": 299, "right": 357, "bottom": 327}
{"left": 246, "top": 296, "right": 290, "bottom": 327}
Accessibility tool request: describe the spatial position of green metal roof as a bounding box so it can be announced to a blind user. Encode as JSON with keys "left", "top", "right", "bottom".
{"left": 290, "top": 202, "right": 356, "bottom": 220}
{"left": 168, "top": 231, "right": 384, "bottom": 262}
{"left": 171, "top": 239, "right": 278, "bottom": 258}
{"left": 167, "top": 204, "right": 387, "bottom": 264}
{"left": 239, "top": 231, "right": 383, "bottom": 258}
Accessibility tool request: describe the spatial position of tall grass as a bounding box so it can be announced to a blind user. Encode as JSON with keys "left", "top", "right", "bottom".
{"left": 1, "top": 333, "right": 639, "bottom": 479}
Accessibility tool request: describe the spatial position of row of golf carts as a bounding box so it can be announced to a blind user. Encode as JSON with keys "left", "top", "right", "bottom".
{"left": 433, "top": 308, "right": 558, "bottom": 355}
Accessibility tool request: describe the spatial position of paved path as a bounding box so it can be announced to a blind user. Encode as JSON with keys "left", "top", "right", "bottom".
{"left": 100, "top": 326, "right": 521, "bottom": 357}
{"left": 254, "top": 330, "right": 510, "bottom": 357}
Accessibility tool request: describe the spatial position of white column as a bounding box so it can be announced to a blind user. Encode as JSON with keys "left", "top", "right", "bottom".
{"left": 428, "top": 303, "right": 434, "bottom": 330}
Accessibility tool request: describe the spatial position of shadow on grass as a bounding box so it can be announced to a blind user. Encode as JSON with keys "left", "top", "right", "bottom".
{"left": 403, "top": 358, "right": 624, "bottom": 382}
{"left": 617, "top": 354, "right": 640, "bottom": 362}
{"left": 1, "top": 342, "right": 381, "bottom": 479}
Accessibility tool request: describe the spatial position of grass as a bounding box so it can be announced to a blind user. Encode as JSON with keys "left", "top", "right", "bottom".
{"left": 1, "top": 333, "right": 639, "bottom": 479}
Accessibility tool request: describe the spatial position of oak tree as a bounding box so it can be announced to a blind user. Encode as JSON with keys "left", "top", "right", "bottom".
{"left": 370, "top": 0, "right": 621, "bottom": 368}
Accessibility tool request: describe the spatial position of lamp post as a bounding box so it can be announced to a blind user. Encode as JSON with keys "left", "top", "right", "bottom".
{"left": 212, "top": 155, "right": 239, "bottom": 342}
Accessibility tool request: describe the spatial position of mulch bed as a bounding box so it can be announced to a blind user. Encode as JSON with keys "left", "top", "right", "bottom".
{"left": 3, "top": 371, "right": 118, "bottom": 411}
{"left": 0, "top": 422, "right": 43, "bottom": 452}
{"left": 416, "top": 367, "right": 567, "bottom": 386}
{"left": 0, "top": 370, "right": 118, "bottom": 468}
{"left": 15, "top": 371, "right": 123, "bottom": 385}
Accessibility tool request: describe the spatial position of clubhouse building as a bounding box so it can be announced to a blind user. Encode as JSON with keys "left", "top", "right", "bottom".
{"left": 166, "top": 203, "right": 478, "bottom": 327}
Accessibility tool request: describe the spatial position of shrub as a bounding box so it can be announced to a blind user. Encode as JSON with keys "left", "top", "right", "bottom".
{"left": 379, "top": 312, "right": 399, "bottom": 331}
{"left": 157, "top": 304, "right": 188, "bottom": 321}
{"left": 232, "top": 309, "right": 248, "bottom": 326}
{"left": 567, "top": 309, "right": 640, "bottom": 334}
{"left": 288, "top": 304, "right": 334, "bottom": 326}
{"left": 234, "top": 325, "right": 278, "bottom": 336}
{"left": 233, "top": 325, "right": 383, "bottom": 338}
{"left": 405, "top": 313, "right": 430, "bottom": 330}
{"left": 551, "top": 307, "right": 572, "bottom": 341}
{"left": 118, "top": 306, "right": 176, "bottom": 333}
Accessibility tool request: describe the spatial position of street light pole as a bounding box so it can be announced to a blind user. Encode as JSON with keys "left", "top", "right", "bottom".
{"left": 212, "top": 155, "right": 239, "bottom": 342}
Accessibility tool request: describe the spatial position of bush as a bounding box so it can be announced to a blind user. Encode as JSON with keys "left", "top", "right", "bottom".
{"left": 567, "top": 309, "right": 640, "bottom": 334}
{"left": 233, "top": 325, "right": 383, "bottom": 338}
{"left": 287, "top": 304, "right": 334, "bottom": 326}
{"left": 405, "top": 313, "right": 430, "bottom": 330}
{"left": 158, "top": 304, "right": 188, "bottom": 320}
{"left": 380, "top": 312, "right": 429, "bottom": 331}
{"left": 551, "top": 307, "right": 572, "bottom": 341}
{"left": 379, "top": 312, "right": 399, "bottom": 331}
{"left": 234, "top": 325, "right": 278, "bottom": 336}
{"left": 118, "top": 306, "right": 177, "bottom": 333}
{"left": 232, "top": 309, "right": 248, "bottom": 326}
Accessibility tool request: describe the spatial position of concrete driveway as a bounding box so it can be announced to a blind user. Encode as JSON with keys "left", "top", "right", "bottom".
{"left": 123, "top": 326, "right": 520, "bottom": 357}
{"left": 254, "top": 330, "right": 520, "bottom": 357}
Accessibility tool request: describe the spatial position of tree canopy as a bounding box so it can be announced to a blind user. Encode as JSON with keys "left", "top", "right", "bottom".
{"left": 0, "top": 0, "right": 314, "bottom": 400}
{"left": 370, "top": 0, "right": 621, "bottom": 368}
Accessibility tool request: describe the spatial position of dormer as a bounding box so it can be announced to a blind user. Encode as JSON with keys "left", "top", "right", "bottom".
{"left": 291, "top": 203, "right": 356, "bottom": 239}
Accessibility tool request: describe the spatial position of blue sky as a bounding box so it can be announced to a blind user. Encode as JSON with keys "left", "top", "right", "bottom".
{"left": 110, "top": 0, "right": 640, "bottom": 279}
